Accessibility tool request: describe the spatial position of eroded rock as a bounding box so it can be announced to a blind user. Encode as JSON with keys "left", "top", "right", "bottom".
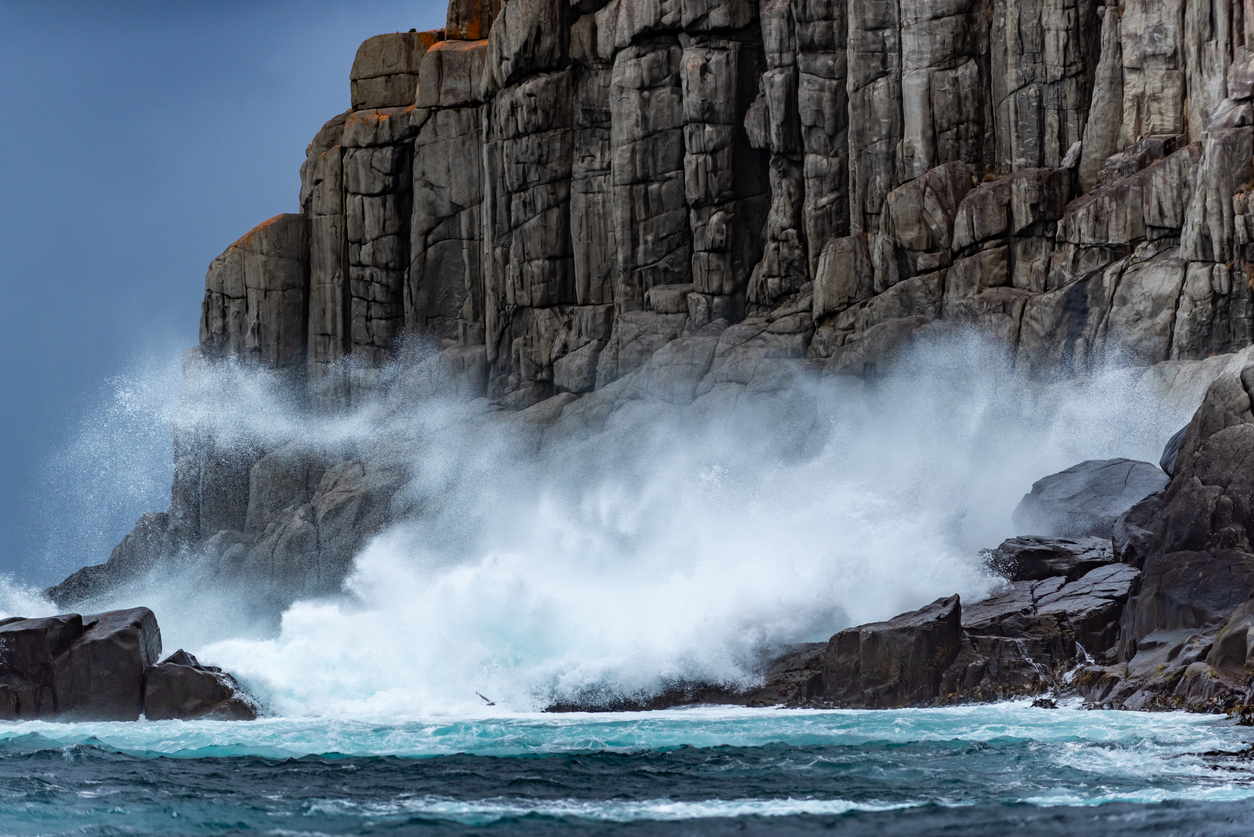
{"left": 1012, "top": 458, "right": 1170, "bottom": 539}
{"left": 0, "top": 609, "right": 255, "bottom": 722}
{"left": 144, "top": 650, "right": 258, "bottom": 721}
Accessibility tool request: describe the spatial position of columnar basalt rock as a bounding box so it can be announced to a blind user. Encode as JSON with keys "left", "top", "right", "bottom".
{"left": 200, "top": 214, "right": 310, "bottom": 370}
{"left": 64, "top": 0, "right": 1254, "bottom": 674}
{"left": 187, "top": 0, "right": 1254, "bottom": 413}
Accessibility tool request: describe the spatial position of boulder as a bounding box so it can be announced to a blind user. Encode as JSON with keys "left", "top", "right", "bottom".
{"left": 0, "top": 614, "right": 84, "bottom": 718}
{"left": 820, "top": 595, "right": 963, "bottom": 707}
{"left": 982, "top": 536, "right": 1116, "bottom": 583}
{"left": 0, "top": 609, "right": 255, "bottom": 722}
{"left": 0, "top": 609, "right": 159, "bottom": 721}
{"left": 144, "top": 650, "right": 258, "bottom": 721}
{"left": 1119, "top": 549, "right": 1254, "bottom": 649}
{"left": 943, "top": 563, "right": 1140, "bottom": 700}
{"left": 1012, "top": 459, "right": 1169, "bottom": 539}
{"left": 964, "top": 564, "right": 1139, "bottom": 660}
{"left": 349, "top": 30, "right": 444, "bottom": 110}
{"left": 1080, "top": 628, "right": 1222, "bottom": 710}
{"left": 53, "top": 609, "right": 163, "bottom": 721}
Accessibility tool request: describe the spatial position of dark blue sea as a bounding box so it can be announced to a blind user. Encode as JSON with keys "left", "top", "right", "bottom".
{"left": 3, "top": 704, "right": 1254, "bottom": 835}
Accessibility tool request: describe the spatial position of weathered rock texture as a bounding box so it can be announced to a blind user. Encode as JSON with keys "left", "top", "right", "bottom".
{"left": 144, "top": 649, "right": 257, "bottom": 721}
{"left": 1012, "top": 458, "right": 1169, "bottom": 538}
{"left": 193, "top": 0, "right": 1254, "bottom": 410}
{"left": 48, "top": 0, "right": 1254, "bottom": 716}
{"left": 1076, "top": 359, "right": 1254, "bottom": 712}
{"left": 0, "top": 609, "right": 256, "bottom": 721}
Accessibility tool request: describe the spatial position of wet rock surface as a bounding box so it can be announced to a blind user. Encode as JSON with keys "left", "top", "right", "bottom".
{"left": 1012, "top": 459, "right": 1169, "bottom": 539}
{"left": 43, "top": 0, "right": 1254, "bottom": 719}
{"left": 144, "top": 650, "right": 258, "bottom": 721}
{"left": 0, "top": 609, "right": 255, "bottom": 722}
{"left": 982, "top": 536, "right": 1116, "bottom": 582}
{"left": 819, "top": 595, "right": 963, "bottom": 708}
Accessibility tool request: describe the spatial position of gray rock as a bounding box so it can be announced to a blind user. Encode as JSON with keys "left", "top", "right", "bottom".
{"left": 819, "top": 595, "right": 963, "bottom": 708}
{"left": 1159, "top": 425, "right": 1188, "bottom": 476}
{"left": 812, "top": 234, "right": 873, "bottom": 318}
{"left": 350, "top": 31, "right": 444, "bottom": 110}
{"left": 447, "top": 0, "right": 500, "bottom": 40}
{"left": 983, "top": 536, "right": 1116, "bottom": 583}
{"left": 409, "top": 105, "right": 484, "bottom": 348}
{"left": 417, "top": 39, "right": 489, "bottom": 109}
{"left": 200, "top": 214, "right": 309, "bottom": 369}
{"left": 1013, "top": 458, "right": 1170, "bottom": 538}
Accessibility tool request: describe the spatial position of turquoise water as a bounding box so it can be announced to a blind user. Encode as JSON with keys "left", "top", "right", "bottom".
{"left": 3, "top": 702, "right": 1254, "bottom": 835}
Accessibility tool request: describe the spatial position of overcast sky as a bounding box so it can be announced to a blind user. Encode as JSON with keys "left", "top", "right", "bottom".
{"left": 0, "top": 1, "right": 445, "bottom": 585}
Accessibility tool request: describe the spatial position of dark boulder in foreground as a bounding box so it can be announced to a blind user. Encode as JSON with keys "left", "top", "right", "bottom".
{"left": 1012, "top": 458, "right": 1169, "bottom": 539}
{"left": 0, "top": 608, "right": 256, "bottom": 721}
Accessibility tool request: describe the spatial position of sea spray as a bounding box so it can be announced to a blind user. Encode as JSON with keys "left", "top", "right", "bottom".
{"left": 39, "top": 331, "right": 1197, "bottom": 716}
{"left": 32, "top": 349, "right": 183, "bottom": 583}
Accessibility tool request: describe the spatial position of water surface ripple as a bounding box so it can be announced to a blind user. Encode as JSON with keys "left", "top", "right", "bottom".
{"left": 2, "top": 703, "right": 1252, "bottom": 835}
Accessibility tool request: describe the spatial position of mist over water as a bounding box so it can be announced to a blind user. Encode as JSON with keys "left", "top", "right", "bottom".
{"left": 20, "top": 332, "right": 1199, "bottom": 717}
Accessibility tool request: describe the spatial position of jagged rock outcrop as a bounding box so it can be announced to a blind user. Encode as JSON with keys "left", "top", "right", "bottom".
{"left": 49, "top": 0, "right": 1254, "bottom": 713}
{"left": 1070, "top": 359, "right": 1254, "bottom": 710}
{"left": 0, "top": 608, "right": 256, "bottom": 721}
{"left": 982, "top": 536, "right": 1116, "bottom": 583}
{"left": 739, "top": 560, "right": 1138, "bottom": 710}
{"left": 820, "top": 594, "right": 964, "bottom": 708}
{"left": 194, "top": 0, "right": 1254, "bottom": 410}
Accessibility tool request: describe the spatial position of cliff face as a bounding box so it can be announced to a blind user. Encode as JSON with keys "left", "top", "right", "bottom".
{"left": 48, "top": 1, "right": 1254, "bottom": 614}
{"left": 203, "top": 0, "right": 1254, "bottom": 406}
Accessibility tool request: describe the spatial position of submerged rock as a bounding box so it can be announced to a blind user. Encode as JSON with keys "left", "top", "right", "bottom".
{"left": 1012, "top": 459, "right": 1169, "bottom": 539}
{"left": 0, "top": 608, "right": 255, "bottom": 722}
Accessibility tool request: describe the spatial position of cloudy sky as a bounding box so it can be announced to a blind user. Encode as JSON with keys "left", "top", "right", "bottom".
{"left": 0, "top": 1, "right": 444, "bottom": 583}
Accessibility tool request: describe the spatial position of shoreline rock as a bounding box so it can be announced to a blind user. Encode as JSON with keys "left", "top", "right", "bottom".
{"left": 0, "top": 608, "right": 257, "bottom": 722}
{"left": 549, "top": 360, "right": 1254, "bottom": 715}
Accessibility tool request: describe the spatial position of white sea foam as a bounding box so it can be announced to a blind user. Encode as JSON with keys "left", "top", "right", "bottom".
{"left": 303, "top": 794, "right": 916, "bottom": 824}
{"left": 1, "top": 705, "right": 1250, "bottom": 817}
{"left": 0, "top": 704, "right": 1234, "bottom": 760}
{"left": 40, "top": 332, "right": 1199, "bottom": 715}
{"left": 0, "top": 575, "right": 56, "bottom": 621}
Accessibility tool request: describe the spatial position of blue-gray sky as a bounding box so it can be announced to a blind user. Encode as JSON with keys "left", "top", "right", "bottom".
{"left": 0, "top": 1, "right": 445, "bottom": 584}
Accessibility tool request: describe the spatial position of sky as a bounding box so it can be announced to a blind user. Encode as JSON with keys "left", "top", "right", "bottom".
{"left": 0, "top": 1, "right": 446, "bottom": 585}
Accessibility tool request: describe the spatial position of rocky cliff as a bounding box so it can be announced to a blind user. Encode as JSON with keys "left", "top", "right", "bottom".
{"left": 203, "top": 0, "right": 1254, "bottom": 409}
{"left": 45, "top": 0, "right": 1254, "bottom": 709}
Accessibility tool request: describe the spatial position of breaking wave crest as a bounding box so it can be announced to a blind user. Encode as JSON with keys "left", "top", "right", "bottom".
{"left": 41, "top": 332, "right": 1199, "bottom": 716}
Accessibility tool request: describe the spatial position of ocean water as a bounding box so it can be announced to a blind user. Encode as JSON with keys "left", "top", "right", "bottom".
{"left": 16, "top": 336, "right": 1240, "bottom": 835}
{"left": 3, "top": 703, "right": 1254, "bottom": 836}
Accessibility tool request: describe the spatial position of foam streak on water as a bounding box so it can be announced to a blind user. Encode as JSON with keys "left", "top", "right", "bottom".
{"left": 0, "top": 704, "right": 1252, "bottom": 835}
{"left": 0, "top": 704, "right": 1234, "bottom": 759}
